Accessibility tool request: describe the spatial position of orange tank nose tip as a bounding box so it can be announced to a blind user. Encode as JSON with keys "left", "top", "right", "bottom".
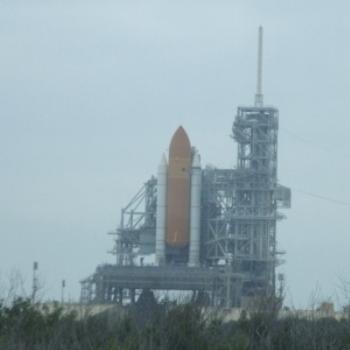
{"left": 169, "top": 126, "right": 191, "bottom": 158}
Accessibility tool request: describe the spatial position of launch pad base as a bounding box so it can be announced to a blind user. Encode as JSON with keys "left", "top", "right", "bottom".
{"left": 81, "top": 264, "right": 244, "bottom": 307}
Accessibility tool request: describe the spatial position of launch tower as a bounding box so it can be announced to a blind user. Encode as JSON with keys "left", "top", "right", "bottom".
{"left": 81, "top": 27, "right": 291, "bottom": 308}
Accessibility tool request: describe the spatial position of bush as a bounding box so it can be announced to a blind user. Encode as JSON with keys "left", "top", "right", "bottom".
{"left": 0, "top": 298, "right": 350, "bottom": 350}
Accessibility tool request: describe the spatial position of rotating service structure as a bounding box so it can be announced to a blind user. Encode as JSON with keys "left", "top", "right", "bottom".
{"left": 81, "top": 27, "right": 291, "bottom": 308}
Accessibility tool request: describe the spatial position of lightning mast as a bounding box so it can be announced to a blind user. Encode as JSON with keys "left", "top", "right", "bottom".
{"left": 255, "top": 26, "right": 264, "bottom": 107}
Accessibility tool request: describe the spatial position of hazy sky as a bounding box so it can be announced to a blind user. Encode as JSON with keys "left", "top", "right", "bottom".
{"left": 1, "top": 0, "right": 350, "bottom": 307}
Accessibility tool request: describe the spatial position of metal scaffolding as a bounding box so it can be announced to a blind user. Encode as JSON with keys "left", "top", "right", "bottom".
{"left": 108, "top": 177, "right": 157, "bottom": 266}
{"left": 80, "top": 106, "right": 290, "bottom": 307}
{"left": 202, "top": 106, "right": 290, "bottom": 304}
{"left": 80, "top": 28, "right": 291, "bottom": 308}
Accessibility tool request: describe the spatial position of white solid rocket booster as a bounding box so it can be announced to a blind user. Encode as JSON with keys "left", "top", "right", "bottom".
{"left": 155, "top": 154, "right": 167, "bottom": 265}
{"left": 189, "top": 151, "right": 202, "bottom": 267}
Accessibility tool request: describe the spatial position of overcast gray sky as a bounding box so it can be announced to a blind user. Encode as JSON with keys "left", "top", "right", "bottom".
{"left": 1, "top": 0, "right": 350, "bottom": 307}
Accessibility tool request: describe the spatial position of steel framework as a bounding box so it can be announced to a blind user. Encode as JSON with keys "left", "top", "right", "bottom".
{"left": 108, "top": 177, "right": 157, "bottom": 266}
{"left": 81, "top": 28, "right": 291, "bottom": 307}
{"left": 81, "top": 105, "right": 290, "bottom": 307}
{"left": 202, "top": 106, "right": 290, "bottom": 303}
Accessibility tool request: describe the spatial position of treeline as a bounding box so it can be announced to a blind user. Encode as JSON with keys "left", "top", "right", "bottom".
{"left": 0, "top": 298, "right": 350, "bottom": 350}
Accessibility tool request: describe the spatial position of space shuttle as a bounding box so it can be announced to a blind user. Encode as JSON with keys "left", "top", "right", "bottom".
{"left": 155, "top": 126, "right": 201, "bottom": 266}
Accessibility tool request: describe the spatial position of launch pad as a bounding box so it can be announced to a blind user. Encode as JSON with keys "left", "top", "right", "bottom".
{"left": 81, "top": 265, "right": 246, "bottom": 306}
{"left": 81, "top": 28, "right": 291, "bottom": 308}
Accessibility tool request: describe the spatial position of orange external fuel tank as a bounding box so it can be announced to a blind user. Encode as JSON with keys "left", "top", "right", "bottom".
{"left": 166, "top": 126, "right": 192, "bottom": 247}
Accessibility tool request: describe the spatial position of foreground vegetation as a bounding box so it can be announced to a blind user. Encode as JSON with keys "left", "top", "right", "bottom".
{"left": 1, "top": 298, "right": 350, "bottom": 350}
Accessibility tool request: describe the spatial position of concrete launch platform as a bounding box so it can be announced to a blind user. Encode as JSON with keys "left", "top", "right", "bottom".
{"left": 81, "top": 264, "right": 245, "bottom": 306}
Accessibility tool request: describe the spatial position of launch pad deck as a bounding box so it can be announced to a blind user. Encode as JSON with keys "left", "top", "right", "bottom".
{"left": 80, "top": 264, "right": 246, "bottom": 305}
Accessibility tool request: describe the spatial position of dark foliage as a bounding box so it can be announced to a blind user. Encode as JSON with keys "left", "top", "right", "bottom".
{"left": 0, "top": 298, "right": 350, "bottom": 350}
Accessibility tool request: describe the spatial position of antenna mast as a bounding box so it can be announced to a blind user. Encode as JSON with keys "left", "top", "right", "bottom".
{"left": 255, "top": 26, "right": 264, "bottom": 107}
